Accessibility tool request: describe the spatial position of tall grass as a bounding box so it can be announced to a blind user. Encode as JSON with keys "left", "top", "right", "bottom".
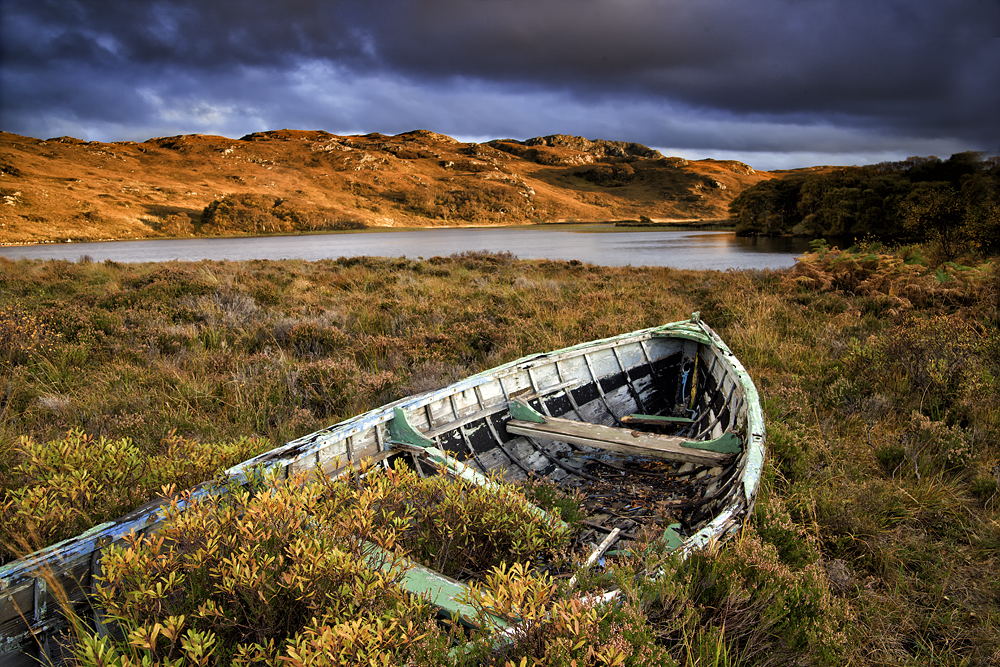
{"left": 2, "top": 246, "right": 999, "bottom": 665}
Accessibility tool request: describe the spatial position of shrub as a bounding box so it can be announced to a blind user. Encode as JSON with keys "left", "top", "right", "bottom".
{"left": 462, "top": 523, "right": 850, "bottom": 667}
{"left": 0, "top": 303, "right": 56, "bottom": 365}
{"left": 1, "top": 431, "right": 147, "bottom": 558}
{"left": 846, "top": 315, "right": 983, "bottom": 420}
{"left": 201, "top": 194, "right": 294, "bottom": 234}
{"left": 71, "top": 470, "right": 450, "bottom": 667}
{"left": 460, "top": 562, "right": 667, "bottom": 667}
{"left": 630, "top": 533, "right": 847, "bottom": 667}
{"left": 519, "top": 475, "right": 586, "bottom": 527}
{"left": 0, "top": 430, "right": 266, "bottom": 562}
{"left": 201, "top": 194, "right": 367, "bottom": 235}
{"left": 577, "top": 163, "right": 636, "bottom": 187}
{"left": 370, "top": 464, "right": 571, "bottom": 579}
{"left": 278, "top": 319, "right": 349, "bottom": 358}
{"left": 288, "top": 357, "right": 398, "bottom": 420}
{"left": 436, "top": 183, "right": 530, "bottom": 222}
{"left": 69, "top": 465, "right": 574, "bottom": 666}
{"left": 900, "top": 411, "right": 975, "bottom": 477}
{"left": 157, "top": 213, "right": 196, "bottom": 236}
{"left": 450, "top": 249, "right": 518, "bottom": 271}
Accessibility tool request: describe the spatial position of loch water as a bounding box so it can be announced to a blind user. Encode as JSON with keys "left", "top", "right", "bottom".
{"left": 0, "top": 227, "right": 812, "bottom": 270}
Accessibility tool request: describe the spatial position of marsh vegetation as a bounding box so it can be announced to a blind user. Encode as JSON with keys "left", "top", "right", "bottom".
{"left": 1, "top": 245, "right": 998, "bottom": 665}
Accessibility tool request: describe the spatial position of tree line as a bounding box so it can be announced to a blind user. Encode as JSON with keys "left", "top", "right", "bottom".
{"left": 729, "top": 152, "right": 1000, "bottom": 259}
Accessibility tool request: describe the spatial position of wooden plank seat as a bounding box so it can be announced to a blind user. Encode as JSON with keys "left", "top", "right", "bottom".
{"left": 505, "top": 400, "right": 737, "bottom": 467}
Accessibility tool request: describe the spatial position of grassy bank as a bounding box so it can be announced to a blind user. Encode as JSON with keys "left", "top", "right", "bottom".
{"left": 1, "top": 246, "right": 998, "bottom": 665}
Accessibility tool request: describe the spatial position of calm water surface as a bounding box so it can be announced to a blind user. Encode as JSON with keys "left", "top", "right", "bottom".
{"left": 0, "top": 227, "right": 811, "bottom": 270}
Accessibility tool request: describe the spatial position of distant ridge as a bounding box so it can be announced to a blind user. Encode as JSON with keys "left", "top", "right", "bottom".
{"left": 0, "top": 130, "right": 773, "bottom": 244}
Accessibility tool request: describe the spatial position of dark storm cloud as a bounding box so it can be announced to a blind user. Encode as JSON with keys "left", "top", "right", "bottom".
{"left": 376, "top": 0, "right": 999, "bottom": 141}
{"left": 2, "top": 0, "right": 366, "bottom": 69}
{"left": 2, "top": 0, "right": 997, "bottom": 168}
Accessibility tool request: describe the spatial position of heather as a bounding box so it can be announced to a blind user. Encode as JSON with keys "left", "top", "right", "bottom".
{"left": 2, "top": 245, "right": 998, "bottom": 665}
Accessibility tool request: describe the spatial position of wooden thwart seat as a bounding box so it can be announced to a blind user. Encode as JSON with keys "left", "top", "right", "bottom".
{"left": 505, "top": 400, "right": 738, "bottom": 467}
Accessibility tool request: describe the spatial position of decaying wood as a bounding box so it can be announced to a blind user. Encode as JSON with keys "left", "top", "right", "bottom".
{"left": 505, "top": 416, "right": 731, "bottom": 466}
{"left": 568, "top": 527, "right": 622, "bottom": 590}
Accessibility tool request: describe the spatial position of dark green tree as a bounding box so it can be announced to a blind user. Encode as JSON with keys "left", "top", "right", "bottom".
{"left": 960, "top": 171, "right": 1000, "bottom": 254}
{"left": 730, "top": 177, "right": 804, "bottom": 235}
{"left": 903, "top": 182, "right": 965, "bottom": 261}
{"left": 731, "top": 152, "right": 998, "bottom": 256}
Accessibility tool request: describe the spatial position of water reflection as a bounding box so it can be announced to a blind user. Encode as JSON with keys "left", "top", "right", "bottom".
{"left": 0, "top": 227, "right": 812, "bottom": 270}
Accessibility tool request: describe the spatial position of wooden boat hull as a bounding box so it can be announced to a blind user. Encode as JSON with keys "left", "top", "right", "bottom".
{"left": 0, "top": 315, "right": 765, "bottom": 664}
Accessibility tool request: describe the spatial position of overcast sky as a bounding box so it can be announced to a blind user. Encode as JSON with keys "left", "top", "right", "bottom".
{"left": 2, "top": 0, "right": 998, "bottom": 170}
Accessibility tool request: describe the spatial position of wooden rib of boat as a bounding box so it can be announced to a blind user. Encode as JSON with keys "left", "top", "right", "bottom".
{"left": 0, "top": 314, "right": 765, "bottom": 664}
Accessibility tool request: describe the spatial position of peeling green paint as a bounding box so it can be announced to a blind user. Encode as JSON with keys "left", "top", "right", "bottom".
{"left": 363, "top": 546, "right": 506, "bottom": 630}
{"left": 681, "top": 432, "right": 742, "bottom": 454}
{"left": 508, "top": 398, "right": 547, "bottom": 423}
{"left": 663, "top": 523, "right": 684, "bottom": 551}
{"left": 388, "top": 407, "right": 436, "bottom": 448}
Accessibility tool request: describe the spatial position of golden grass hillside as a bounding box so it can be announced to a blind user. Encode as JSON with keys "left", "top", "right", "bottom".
{"left": 0, "top": 130, "right": 774, "bottom": 244}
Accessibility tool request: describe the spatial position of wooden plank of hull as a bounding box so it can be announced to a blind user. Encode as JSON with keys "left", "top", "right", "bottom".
{"left": 505, "top": 417, "right": 732, "bottom": 466}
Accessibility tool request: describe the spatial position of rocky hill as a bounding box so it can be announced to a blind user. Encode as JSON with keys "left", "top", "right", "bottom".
{"left": 0, "top": 129, "right": 774, "bottom": 244}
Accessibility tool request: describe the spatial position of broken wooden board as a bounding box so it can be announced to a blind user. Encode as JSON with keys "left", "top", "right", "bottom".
{"left": 621, "top": 414, "right": 694, "bottom": 426}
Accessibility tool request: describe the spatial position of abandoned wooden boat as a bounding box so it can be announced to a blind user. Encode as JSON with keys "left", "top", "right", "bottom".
{"left": 0, "top": 314, "right": 764, "bottom": 664}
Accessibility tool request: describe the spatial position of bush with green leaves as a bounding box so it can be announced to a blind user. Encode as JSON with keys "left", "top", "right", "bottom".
{"left": 201, "top": 193, "right": 366, "bottom": 234}
{"left": 605, "top": 525, "right": 847, "bottom": 667}
{"left": 845, "top": 314, "right": 999, "bottom": 426}
{"left": 1, "top": 430, "right": 266, "bottom": 561}
{"left": 460, "top": 561, "right": 668, "bottom": 667}
{"left": 0, "top": 303, "right": 56, "bottom": 365}
{"left": 71, "top": 470, "right": 454, "bottom": 667}
{"left": 730, "top": 152, "right": 1000, "bottom": 254}
{"left": 355, "top": 464, "right": 572, "bottom": 579}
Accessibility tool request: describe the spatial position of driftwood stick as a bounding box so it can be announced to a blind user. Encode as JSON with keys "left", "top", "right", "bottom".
{"left": 568, "top": 527, "right": 622, "bottom": 590}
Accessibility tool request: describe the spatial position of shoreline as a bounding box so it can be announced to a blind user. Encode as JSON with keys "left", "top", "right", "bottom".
{"left": 0, "top": 219, "right": 737, "bottom": 248}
